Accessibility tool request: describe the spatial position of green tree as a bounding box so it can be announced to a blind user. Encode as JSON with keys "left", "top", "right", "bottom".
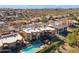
{"left": 40, "top": 16, "right": 47, "bottom": 23}
{"left": 66, "top": 33, "right": 76, "bottom": 46}
{"left": 67, "top": 16, "right": 77, "bottom": 20}
{"left": 66, "top": 28, "right": 79, "bottom": 47}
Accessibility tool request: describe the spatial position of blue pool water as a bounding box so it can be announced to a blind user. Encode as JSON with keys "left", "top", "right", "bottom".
{"left": 22, "top": 45, "right": 39, "bottom": 53}
{"left": 22, "top": 39, "right": 44, "bottom": 53}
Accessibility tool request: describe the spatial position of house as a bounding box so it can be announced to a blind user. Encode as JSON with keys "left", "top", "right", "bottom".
{"left": 22, "top": 23, "right": 56, "bottom": 40}
{"left": 48, "top": 19, "right": 72, "bottom": 36}
{"left": 31, "top": 17, "right": 41, "bottom": 23}
{"left": 0, "top": 32, "right": 23, "bottom": 47}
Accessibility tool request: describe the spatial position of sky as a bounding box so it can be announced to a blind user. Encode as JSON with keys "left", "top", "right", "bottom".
{"left": 0, "top": 5, "right": 79, "bottom": 9}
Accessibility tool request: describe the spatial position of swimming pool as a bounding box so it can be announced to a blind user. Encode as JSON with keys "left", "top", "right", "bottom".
{"left": 22, "top": 45, "right": 39, "bottom": 53}
{"left": 22, "top": 39, "right": 44, "bottom": 53}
